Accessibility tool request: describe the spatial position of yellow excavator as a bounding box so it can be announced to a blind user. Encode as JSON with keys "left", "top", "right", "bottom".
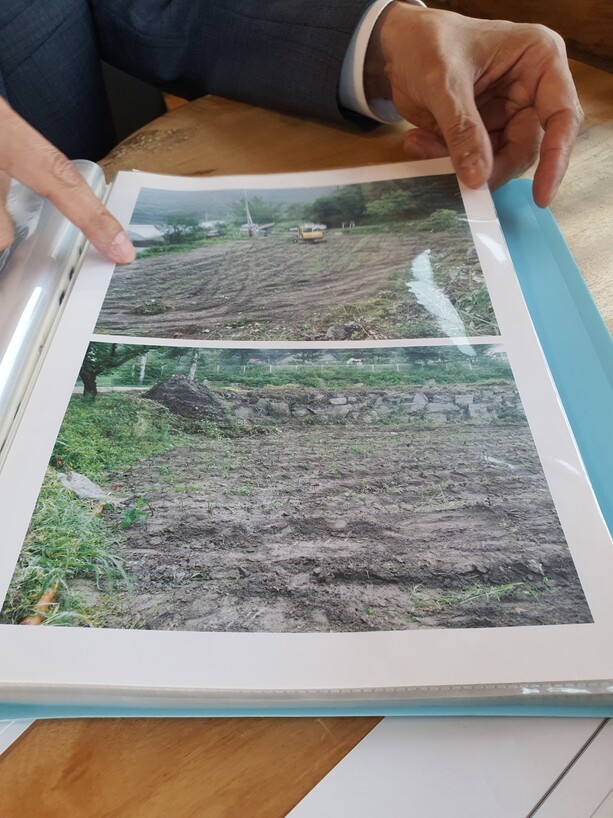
{"left": 293, "top": 223, "right": 327, "bottom": 243}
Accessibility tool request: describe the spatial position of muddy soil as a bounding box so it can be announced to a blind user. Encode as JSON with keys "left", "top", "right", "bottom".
{"left": 92, "top": 404, "right": 590, "bottom": 633}
{"left": 96, "top": 231, "right": 492, "bottom": 340}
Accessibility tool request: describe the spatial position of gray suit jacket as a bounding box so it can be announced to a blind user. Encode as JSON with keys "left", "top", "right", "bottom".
{"left": 0, "top": 0, "right": 373, "bottom": 160}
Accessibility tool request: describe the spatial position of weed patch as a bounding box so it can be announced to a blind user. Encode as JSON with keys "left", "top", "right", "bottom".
{"left": 0, "top": 470, "right": 126, "bottom": 624}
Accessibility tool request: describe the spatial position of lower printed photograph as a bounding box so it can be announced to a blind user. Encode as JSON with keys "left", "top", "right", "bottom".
{"left": 0, "top": 341, "right": 592, "bottom": 633}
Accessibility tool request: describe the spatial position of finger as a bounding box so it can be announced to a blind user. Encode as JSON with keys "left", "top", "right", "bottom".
{"left": 530, "top": 36, "right": 583, "bottom": 206}
{"left": 0, "top": 171, "right": 14, "bottom": 251}
{"left": 424, "top": 69, "right": 494, "bottom": 189}
{"left": 488, "top": 109, "right": 543, "bottom": 191}
{"left": 403, "top": 128, "right": 448, "bottom": 160}
{"left": 532, "top": 104, "right": 582, "bottom": 207}
{"left": 0, "top": 100, "right": 135, "bottom": 263}
{"left": 477, "top": 96, "right": 524, "bottom": 134}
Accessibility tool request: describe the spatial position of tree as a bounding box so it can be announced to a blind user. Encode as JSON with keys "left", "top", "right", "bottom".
{"left": 79, "top": 343, "right": 146, "bottom": 397}
{"left": 157, "top": 213, "right": 205, "bottom": 245}
{"left": 284, "top": 202, "right": 311, "bottom": 222}
{"left": 365, "top": 189, "right": 415, "bottom": 221}
{"left": 310, "top": 185, "right": 365, "bottom": 226}
{"left": 230, "top": 196, "right": 281, "bottom": 226}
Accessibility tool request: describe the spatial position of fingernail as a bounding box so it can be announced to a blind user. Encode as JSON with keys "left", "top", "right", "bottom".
{"left": 109, "top": 231, "right": 136, "bottom": 264}
{"left": 404, "top": 138, "right": 429, "bottom": 160}
{"left": 458, "top": 154, "right": 487, "bottom": 188}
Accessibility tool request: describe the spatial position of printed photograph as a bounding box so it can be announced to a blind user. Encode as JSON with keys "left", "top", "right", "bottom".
{"left": 95, "top": 175, "right": 499, "bottom": 342}
{"left": 0, "top": 340, "right": 591, "bottom": 633}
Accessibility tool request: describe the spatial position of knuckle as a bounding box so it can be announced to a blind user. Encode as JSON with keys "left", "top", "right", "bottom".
{"left": 574, "top": 101, "right": 585, "bottom": 126}
{"left": 510, "top": 21, "right": 564, "bottom": 56}
{"left": 91, "top": 202, "right": 117, "bottom": 231}
{"left": 445, "top": 115, "right": 480, "bottom": 149}
{"left": 422, "top": 64, "right": 447, "bottom": 94}
{"left": 80, "top": 198, "right": 121, "bottom": 239}
{"left": 528, "top": 22, "right": 566, "bottom": 54}
{"left": 46, "top": 149, "right": 83, "bottom": 189}
{"left": 529, "top": 22, "right": 555, "bottom": 40}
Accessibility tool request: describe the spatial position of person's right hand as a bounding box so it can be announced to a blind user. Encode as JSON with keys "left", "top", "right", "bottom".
{"left": 0, "top": 98, "right": 135, "bottom": 263}
{"left": 366, "top": 5, "right": 583, "bottom": 207}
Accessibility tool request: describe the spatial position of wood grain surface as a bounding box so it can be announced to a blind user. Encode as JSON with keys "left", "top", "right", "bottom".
{"left": 427, "top": 0, "right": 613, "bottom": 70}
{"left": 0, "top": 60, "right": 611, "bottom": 818}
{"left": 0, "top": 717, "right": 378, "bottom": 817}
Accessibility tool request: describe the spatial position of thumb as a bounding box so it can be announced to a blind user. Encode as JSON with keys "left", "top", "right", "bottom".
{"left": 427, "top": 77, "right": 493, "bottom": 188}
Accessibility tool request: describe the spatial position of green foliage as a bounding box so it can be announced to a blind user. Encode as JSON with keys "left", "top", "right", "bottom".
{"left": 284, "top": 202, "right": 311, "bottom": 222}
{"left": 231, "top": 196, "right": 281, "bottom": 226}
{"left": 158, "top": 213, "right": 205, "bottom": 245}
{"left": 0, "top": 470, "right": 126, "bottom": 624}
{"left": 52, "top": 393, "right": 182, "bottom": 481}
{"left": 360, "top": 176, "right": 463, "bottom": 214}
{"left": 120, "top": 499, "right": 150, "bottom": 529}
{"left": 406, "top": 581, "right": 527, "bottom": 622}
{"left": 197, "top": 361, "right": 512, "bottom": 390}
{"left": 365, "top": 189, "right": 415, "bottom": 220}
{"left": 79, "top": 342, "right": 146, "bottom": 396}
{"left": 418, "top": 208, "right": 459, "bottom": 232}
{"left": 437, "top": 582, "right": 526, "bottom": 607}
{"left": 3, "top": 393, "right": 193, "bottom": 623}
{"left": 92, "top": 345, "right": 513, "bottom": 393}
{"left": 137, "top": 241, "right": 208, "bottom": 259}
{"left": 310, "top": 186, "right": 365, "bottom": 227}
{"left": 453, "top": 287, "right": 498, "bottom": 335}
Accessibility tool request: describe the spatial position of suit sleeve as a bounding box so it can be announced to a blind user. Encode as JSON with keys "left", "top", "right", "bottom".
{"left": 92, "top": 0, "right": 375, "bottom": 123}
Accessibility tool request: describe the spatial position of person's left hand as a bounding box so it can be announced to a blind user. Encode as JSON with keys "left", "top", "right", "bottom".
{"left": 0, "top": 98, "right": 135, "bottom": 262}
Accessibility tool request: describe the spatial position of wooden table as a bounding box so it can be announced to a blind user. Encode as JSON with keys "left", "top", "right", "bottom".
{"left": 0, "top": 60, "right": 611, "bottom": 818}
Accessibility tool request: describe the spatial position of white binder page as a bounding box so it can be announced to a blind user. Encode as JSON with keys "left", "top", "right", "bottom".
{"left": 288, "top": 717, "right": 603, "bottom": 818}
{"left": 0, "top": 720, "right": 33, "bottom": 756}
{"left": 534, "top": 719, "right": 613, "bottom": 818}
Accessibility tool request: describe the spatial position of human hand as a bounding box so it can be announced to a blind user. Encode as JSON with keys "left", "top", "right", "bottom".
{"left": 366, "top": 4, "right": 583, "bottom": 206}
{"left": 0, "top": 98, "right": 135, "bottom": 262}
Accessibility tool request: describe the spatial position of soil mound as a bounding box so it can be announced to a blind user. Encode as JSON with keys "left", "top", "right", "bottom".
{"left": 143, "top": 375, "right": 227, "bottom": 423}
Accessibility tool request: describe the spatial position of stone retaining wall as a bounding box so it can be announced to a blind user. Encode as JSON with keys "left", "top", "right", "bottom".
{"left": 217, "top": 384, "right": 524, "bottom": 425}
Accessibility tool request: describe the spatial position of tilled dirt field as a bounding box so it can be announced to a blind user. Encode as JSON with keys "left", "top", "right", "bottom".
{"left": 92, "top": 412, "right": 591, "bottom": 633}
{"left": 96, "top": 231, "right": 491, "bottom": 340}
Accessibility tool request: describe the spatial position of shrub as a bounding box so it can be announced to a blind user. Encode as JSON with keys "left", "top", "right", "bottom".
{"left": 419, "top": 209, "right": 459, "bottom": 232}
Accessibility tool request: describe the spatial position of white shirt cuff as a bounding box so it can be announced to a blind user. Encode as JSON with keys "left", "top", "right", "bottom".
{"left": 339, "top": 0, "right": 426, "bottom": 124}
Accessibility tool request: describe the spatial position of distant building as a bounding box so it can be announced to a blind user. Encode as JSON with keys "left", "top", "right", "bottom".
{"left": 128, "top": 224, "right": 164, "bottom": 248}
{"left": 485, "top": 345, "right": 507, "bottom": 360}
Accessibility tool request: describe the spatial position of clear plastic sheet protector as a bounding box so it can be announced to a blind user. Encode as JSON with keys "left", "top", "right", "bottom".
{"left": 0, "top": 166, "right": 611, "bottom": 720}
{"left": 0, "top": 162, "right": 106, "bottom": 468}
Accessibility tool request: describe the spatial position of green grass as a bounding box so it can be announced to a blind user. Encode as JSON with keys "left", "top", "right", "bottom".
{"left": 0, "top": 470, "right": 126, "bottom": 625}
{"left": 451, "top": 286, "right": 499, "bottom": 336}
{"left": 51, "top": 393, "right": 188, "bottom": 482}
{"left": 437, "top": 582, "right": 524, "bottom": 606}
{"left": 197, "top": 363, "right": 514, "bottom": 390}
{"left": 406, "top": 580, "right": 534, "bottom": 622}
{"left": 2, "top": 390, "right": 269, "bottom": 624}
{"left": 0, "top": 393, "right": 196, "bottom": 625}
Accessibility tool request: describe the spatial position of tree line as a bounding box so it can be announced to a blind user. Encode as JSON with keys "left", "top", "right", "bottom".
{"left": 79, "top": 343, "right": 511, "bottom": 395}
{"left": 153, "top": 175, "right": 466, "bottom": 242}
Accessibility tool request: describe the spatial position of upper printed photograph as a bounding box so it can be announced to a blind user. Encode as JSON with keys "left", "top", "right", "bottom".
{"left": 95, "top": 174, "right": 500, "bottom": 342}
